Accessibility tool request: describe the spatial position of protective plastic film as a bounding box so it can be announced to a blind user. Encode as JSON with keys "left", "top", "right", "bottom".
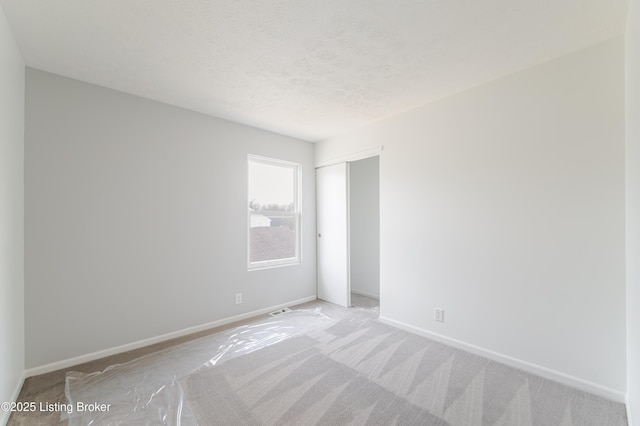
{"left": 64, "top": 308, "right": 334, "bottom": 425}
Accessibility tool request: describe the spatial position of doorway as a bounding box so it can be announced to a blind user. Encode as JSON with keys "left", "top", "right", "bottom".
{"left": 349, "top": 156, "right": 380, "bottom": 302}
{"left": 316, "top": 155, "right": 380, "bottom": 307}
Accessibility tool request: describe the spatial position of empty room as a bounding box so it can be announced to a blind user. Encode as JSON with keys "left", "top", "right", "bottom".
{"left": 1, "top": 0, "right": 639, "bottom": 425}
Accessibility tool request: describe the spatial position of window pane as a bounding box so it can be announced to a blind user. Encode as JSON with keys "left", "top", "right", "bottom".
{"left": 248, "top": 162, "right": 294, "bottom": 211}
{"left": 250, "top": 214, "right": 297, "bottom": 262}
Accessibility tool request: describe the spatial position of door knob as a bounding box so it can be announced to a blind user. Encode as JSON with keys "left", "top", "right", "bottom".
{"left": 318, "top": 233, "right": 322, "bottom": 238}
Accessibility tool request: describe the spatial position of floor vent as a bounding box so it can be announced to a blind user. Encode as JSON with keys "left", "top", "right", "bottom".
{"left": 269, "top": 307, "right": 292, "bottom": 316}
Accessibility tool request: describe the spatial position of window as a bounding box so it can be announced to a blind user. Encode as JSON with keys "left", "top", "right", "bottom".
{"left": 248, "top": 155, "right": 301, "bottom": 269}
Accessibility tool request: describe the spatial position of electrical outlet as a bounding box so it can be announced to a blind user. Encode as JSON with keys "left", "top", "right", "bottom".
{"left": 235, "top": 293, "right": 242, "bottom": 304}
{"left": 434, "top": 308, "right": 444, "bottom": 322}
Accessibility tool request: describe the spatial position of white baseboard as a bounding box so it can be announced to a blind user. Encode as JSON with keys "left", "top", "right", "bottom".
{"left": 379, "top": 316, "right": 626, "bottom": 404}
{"left": 25, "top": 296, "right": 317, "bottom": 378}
{"left": 351, "top": 289, "right": 380, "bottom": 300}
{"left": 628, "top": 394, "right": 634, "bottom": 426}
{"left": 1, "top": 370, "right": 27, "bottom": 426}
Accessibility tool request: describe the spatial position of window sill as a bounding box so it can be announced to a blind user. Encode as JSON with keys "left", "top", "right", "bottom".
{"left": 248, "top": 259, "right": 300, "bottom": 271}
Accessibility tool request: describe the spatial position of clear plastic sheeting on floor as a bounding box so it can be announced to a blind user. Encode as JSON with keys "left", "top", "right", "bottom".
{"left": 64, "top": 308, "right": 334, "bottom": 425}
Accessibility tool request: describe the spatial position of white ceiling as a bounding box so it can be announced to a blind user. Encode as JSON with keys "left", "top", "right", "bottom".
{"left": 1, "top": 0, "right": 629, "bottom": 142}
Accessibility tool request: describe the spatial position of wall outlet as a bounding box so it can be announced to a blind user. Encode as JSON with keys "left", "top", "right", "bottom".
{"left": 235, "top": 293, "right": 242, "bottom": 304}
{"left": 434, "top": 308, "right": 444, "bottom": 322}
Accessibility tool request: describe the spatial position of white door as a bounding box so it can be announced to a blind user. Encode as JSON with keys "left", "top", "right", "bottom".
{"left": 316, "top": 163, "right": 350, "bottom": 307}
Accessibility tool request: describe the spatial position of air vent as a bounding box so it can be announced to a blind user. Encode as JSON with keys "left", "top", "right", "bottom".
{"left": 269, "top": 307, "right": 292, "bottom": 316}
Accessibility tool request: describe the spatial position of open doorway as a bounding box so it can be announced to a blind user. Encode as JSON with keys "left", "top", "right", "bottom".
{"left": 349, "top": 156, "right": 380, "bottom": 305}
{"left": 316, "top": 155, "right": 380, "bottom": 309}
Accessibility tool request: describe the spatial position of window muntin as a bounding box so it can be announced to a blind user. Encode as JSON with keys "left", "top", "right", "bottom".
{"left": 248, "top": 156, "right": 301, "bottom": 269}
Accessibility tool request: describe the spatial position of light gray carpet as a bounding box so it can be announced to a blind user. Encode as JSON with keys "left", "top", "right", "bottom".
{"left": 180, "top": 306, "right": 627, "bottom": 426}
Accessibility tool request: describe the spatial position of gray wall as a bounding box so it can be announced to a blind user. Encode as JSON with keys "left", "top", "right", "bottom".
{"left": 0, "top": 5, "right": 25, "bottom": 421}
{"left": 349, "top": 156, "right": 380, "bottom": 299}
{"left": 626, "top": 0, "right": 640, "bottom": 421}
{"left": 24, "top": 69, "right": 316, "bottom": 368}
{"left": 317, "top": 38, "right": 626, "bottom": 397}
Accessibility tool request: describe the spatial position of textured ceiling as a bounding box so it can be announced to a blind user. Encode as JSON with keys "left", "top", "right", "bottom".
{"left": 0, "top": 0, "right": 629, "bottom": 141}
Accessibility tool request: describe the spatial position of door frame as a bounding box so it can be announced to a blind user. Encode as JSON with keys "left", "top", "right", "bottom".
{"left": 316, "top": 146, "right": 383, "bottom": 168}
{"left": 315, "top": 146, "right": 383, "bottom": 306}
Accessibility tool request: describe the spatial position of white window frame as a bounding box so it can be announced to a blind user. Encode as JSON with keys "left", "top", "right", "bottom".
{"left": 247, "top": 155, "right": 301, "bottom": 270}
